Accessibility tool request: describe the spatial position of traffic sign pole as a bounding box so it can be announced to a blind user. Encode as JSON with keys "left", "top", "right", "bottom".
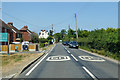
{"left": 7, "top": 33, "right": 9, "bottom": 55}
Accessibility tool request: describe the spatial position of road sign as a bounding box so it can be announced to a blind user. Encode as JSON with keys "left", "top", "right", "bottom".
{"left": 0, "top": 33, "right": 8, "bottom": 42}
{"left": 46, "top": 56, "right": 71, "bottom": 61}
{"left": 79, "top": 56, "right": 105, "bottom": 62}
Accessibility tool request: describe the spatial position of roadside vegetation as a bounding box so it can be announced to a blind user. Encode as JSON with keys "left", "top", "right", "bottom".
{"left": 29, "top": 31, "right": 54, "bottom": 48}
{"left": 2, "top": 53, "right": 43, "bottom": 66}
{"left": 53, "top": 27, "right": 120, "bottom": 60}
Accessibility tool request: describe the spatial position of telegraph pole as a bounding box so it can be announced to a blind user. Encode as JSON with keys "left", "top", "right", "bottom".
{"left": 68, "top": 24, "right": 70, "bottom": 29}
{"left": 52, "top": 24, "right": 53, "bottom": 35}
{"left": 75, "top": 13, "right": 78, "bottom": 40}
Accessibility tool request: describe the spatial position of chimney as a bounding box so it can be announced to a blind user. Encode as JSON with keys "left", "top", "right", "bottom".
{"left": 8, "top": 22, "right": 13, "bottom": 26}
{"left": 24, "top": 26, "right": 28, "bottom": 29}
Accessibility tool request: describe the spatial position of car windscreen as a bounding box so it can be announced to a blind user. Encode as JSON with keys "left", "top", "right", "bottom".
{"left": 72, "top": 42, "right": 78, "bottom": 45}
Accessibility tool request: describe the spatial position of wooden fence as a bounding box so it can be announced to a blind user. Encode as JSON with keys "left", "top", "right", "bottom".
{"left": 0, "top": 44, "right": 37, "bottom": 52}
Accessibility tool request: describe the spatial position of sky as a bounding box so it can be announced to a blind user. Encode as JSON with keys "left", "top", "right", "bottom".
{"left": 2, "top": 2, "right": 118, "bottom": 33}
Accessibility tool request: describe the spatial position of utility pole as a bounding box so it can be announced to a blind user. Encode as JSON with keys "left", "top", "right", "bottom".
{"left": 52, "top": 24, "right": 53, "bottom": 35}
{"left": 68, "top": 24, "right": 70, "bottom": 29}
{"left": 75, "top": 13, "right": 78, "bottom": 40}
{"left": 7, "top": 33, "right": 9, "bottom": 55}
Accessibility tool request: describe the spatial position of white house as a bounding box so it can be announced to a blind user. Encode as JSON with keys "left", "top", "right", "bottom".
{"left": 39, "top": 30, "right": 49, "bottom": 39}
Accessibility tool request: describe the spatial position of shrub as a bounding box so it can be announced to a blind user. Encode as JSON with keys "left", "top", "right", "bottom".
{"left": 40, "top": 43, "right": 45, "bottom": 48}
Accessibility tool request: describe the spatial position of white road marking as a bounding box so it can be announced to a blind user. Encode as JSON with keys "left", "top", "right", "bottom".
{"left": 79, "top": 56, "right": 105, "bottom": 62}
{"left": 67, "top": 50, "right": 70, "bottom": 54}
{"left": 71, "top": 54, "right": 78, "bottom": 61}
{"left": 46, "top": 56, "right": 71, "bottom": 61}
{"left": 25, "top": 45, "right": 55, "bottom": 76}
{"left": 82, "top": 66, "right": 98, "bottom": 80}
{"left": 63, "top": 46, "right": 70, "bottom": 54}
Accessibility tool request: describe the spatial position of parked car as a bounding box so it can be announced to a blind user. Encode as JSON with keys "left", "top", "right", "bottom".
{"left": 69, "top": 41, "right": 79, "bottom": 49}
{"left": 62, "top": 41, "right": 69, "bottom": 45}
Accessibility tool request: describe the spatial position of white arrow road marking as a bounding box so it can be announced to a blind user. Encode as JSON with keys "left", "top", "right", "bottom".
{"left": 82, "top": 66, "right": 98, "bottom": 80}
{"left": 71, "top": 54, "right": 78, "bottom": 61}
{"left": 25, "top": 45, "right": 55, "bottom": 76}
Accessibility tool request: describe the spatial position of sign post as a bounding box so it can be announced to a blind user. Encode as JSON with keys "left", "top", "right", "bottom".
{"left": 0, "top": 33, "right": 9, "bottom": 55}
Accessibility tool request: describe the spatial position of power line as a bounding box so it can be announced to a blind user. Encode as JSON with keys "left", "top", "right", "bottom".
{"left": 3, "top": 11, "right": 52, "bottom": 30}
{"left": 2, "top": 3, "right": 88, "bottom": 33}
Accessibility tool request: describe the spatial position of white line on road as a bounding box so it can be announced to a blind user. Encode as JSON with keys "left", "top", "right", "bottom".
{"left": 67, "top": 50, "right": 70, "bottom": 54}
{"left": 25, "top": 45, "right": 55, "bottom": 76}
{"left": 82, "top": 66, "right": 98, "bottom": 80}
{"left": 71, "top": 54, "right": 78, "bottom": 61}
{"left": 62, "top": 45, "right": 70, "bottom": 54}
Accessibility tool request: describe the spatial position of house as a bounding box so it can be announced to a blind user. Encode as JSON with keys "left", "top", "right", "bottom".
{"left": 20, "top": 25, "right": 32, "bottom": 41}
{"left": 0, "top": 19, "right": 13, "bottom": 45}
{"left": 7, "top": 22, "right": 22, "bottom": 44}
{"left": 39, "top": 30, "right": 49, "bottom": 39}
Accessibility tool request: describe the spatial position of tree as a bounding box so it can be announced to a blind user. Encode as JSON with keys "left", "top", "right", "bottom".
{"left": 68, "top": 28, "right": 76, "bottom": 39}
{"left": 60, "top": 29, "right": 66, "bottom": 38}
{"left": 53, "top": 33, "right": 61, "bottom": 43}
{"left": 47, "top": 36, "right": 53, "bottom": 44}
{"left": 30, "top": 33, "right": 39, "bottom": 43}
{"left": 39, "top": 38, "right": 48, "bottom": 43}
{"left": 49, "top": 30, "right": 53, "bottom": 36}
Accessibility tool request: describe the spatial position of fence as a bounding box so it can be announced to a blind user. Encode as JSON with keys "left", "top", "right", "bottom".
{"left": 0, "top": 43, "right": 38, "bottom": 53}
{"left": 10, "top": 44, "right": 22, "bottom": 52}
{"left": 29, "top": 44, "right": 36, "bottom": 51}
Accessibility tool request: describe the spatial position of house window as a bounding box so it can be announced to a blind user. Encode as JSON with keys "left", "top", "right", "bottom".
{"left": 42, "top": 33, "right": 44, "bottom": 35}
{"left": 5, "top": 28, "right": 7, "bottom": 33}
{"left": 18, "top": 34, "right": 19, "bottom": 37}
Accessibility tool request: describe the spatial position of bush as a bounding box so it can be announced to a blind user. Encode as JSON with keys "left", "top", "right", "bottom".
{"left": 40, "top": 43, "right": 45, "bottom": 48}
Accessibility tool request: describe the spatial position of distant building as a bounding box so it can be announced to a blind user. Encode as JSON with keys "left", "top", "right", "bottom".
{"left": 20, "top": 26, "right": 32, "bottom": 41}
{"left": 39, "top": 30, "right": 49, "bottom": 39}
{"left": 7, "top": 22, "right": 22, "bottom": 44}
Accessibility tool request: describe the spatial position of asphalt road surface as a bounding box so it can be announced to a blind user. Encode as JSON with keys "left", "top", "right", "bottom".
{"left": 15, "top": 43, "right": 119, "bottom": 80}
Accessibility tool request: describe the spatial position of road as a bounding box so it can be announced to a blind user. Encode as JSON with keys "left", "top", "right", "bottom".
{"left": 15, "top": 43, "right": 119, "bottom": 80}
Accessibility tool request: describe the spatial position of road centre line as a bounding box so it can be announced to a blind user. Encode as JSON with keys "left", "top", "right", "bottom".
{"left": 25, "top": 45, "right": 55, "bottom": 76}
{"left": 62, "top": 45, "right": 70, "bottom": 54}
{"left": 82, "top": 66, "right": 98, "bottom": 80}
{"left": 67, "top": 50, "right": 70, "bottom": 53}
{"left": 70, "top": 54, "right": 78, "bottom": 61}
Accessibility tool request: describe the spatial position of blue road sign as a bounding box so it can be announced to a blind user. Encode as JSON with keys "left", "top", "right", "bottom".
{"left": 0, "top": 33, "right": 8, "bottom": 42}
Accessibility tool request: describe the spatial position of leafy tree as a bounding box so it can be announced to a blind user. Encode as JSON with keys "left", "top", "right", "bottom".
{"left": 68, "top": 28, "right": 76, "bottom": 39}
{"left": 60, "top": 29, "right": 66, "bottom": 38}
{"left": 39, "top": 38, "right": 48, "bottom": 43}
{"left": 49, "top": 30, "right": 53, "bottom": 36}
{"left": 30, "top": 33, "right": 39, "bottom": 43}
{"left": 47, "top": 36, "right": 53, "bottom": 44}
{"left": 53, "top": 33, "right": 61, "bottom": 43}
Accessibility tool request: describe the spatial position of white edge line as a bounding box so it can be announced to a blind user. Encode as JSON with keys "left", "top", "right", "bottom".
{"left": 25, "top": 45, "right": 56, "bottom": 76}
{"left": 82, "top": 66, "right": 98, "bottom": 80}
{"left": 71, "top": 54, "right": 78, "bottom": 61}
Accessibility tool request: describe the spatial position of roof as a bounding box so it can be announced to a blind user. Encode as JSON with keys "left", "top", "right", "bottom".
{"left": 20, "top": 26, "right": 32, "bottom": 34}
{"left": 7, "top": 23, "right": 21, "bottom": 33}
{"left": 0, "top": 19, "right": 12, "bottom": 30}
